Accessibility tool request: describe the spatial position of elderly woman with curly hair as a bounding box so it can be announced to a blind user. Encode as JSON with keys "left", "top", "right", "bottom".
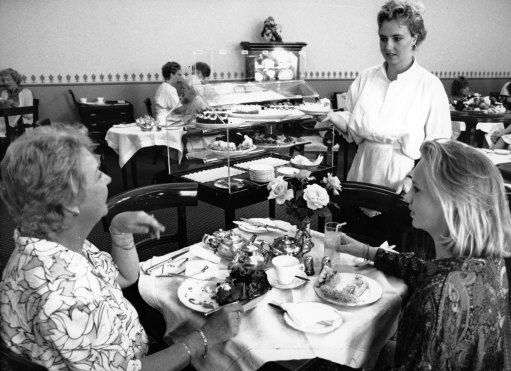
{"left": 330, "top": 140, "right": 509, "bottom": 370}
{"left": 0, "top": 125, "right": 243, "bottom": 371}
{"left": 0, "top": 67, "right": 34, "bottom": 138}
{"left": 323, "top": 0, "right": 451, "bottom": 195}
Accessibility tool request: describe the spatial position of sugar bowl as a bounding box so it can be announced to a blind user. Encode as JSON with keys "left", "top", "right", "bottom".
{"left": 202, "top": 229, "right": 248, "bottom": 260}
{"left": 269, "top": 235, "right": 303, "bottom": 258}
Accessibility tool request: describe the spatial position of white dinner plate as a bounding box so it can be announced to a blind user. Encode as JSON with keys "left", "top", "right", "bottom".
{"left": 177, "top": 271, "right": 230, "bottom": 313}
{"left": 210, "top": 146, "right": 257, "bottom": 158}
{"left": 298, "top": 106, "right": 332, "bottom": 116}
{"left": 228, "top": 111, "right": 294, "bottom": 120}
{"left": 266, "top": 268, "right": 308, "bottom": 290}
{"left": 235, "top": 218, "right": 276, "bottom": 233}
{"left": 283, "top": 302, "right": 343, "bottom": 334}
{"left": 314, "top": 273, "right": 382, "bottom": 307}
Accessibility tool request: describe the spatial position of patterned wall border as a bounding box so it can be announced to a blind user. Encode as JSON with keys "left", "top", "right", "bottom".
{"left": 16, "top": 70, "right": 511, "bottom": 85}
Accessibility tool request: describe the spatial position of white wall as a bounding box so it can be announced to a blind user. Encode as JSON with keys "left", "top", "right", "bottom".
{"left": 1, "top": 0, "right": 510, "bottom": 84}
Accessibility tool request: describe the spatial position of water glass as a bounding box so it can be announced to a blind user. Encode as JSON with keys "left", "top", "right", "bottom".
{"left": 323, "top": 222, "right": 344, "bottom": 265}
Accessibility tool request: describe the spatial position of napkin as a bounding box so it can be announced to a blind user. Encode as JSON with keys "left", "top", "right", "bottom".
{"left": 280, "top": 302, "right": 340, "bottom": 327}
{"left": 189, "top": 244, "right": 221, "bottom": 263}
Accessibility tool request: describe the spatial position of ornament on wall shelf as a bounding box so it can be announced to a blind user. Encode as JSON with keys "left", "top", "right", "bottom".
{"left": 82, "top": 74, "right": 88, "bottom": 82}
{"left": 260, "top": 16, "right": 282, "bottom": 42}
{"left": 131, "top": 73, "right": 136, "bottom": 81}
{"left": 66, "top": 74, "right": 71, "bottom": 82}
{"left": 99, "top": 74, "right": 104, "bottom": 82}
{"left": 57, "top": 74, "right": 63, "bottom": 83}
{"left": 147, "top": 73, "right": 152, "bottom": 80}
{"left": 91, "top": 74, "right": 96, "bottom": 82}
{"left": 139, "top": 73, "right": 144, "bottom": 81}
{"left": 48, "top": 75, "right": 54, "bottom": 83}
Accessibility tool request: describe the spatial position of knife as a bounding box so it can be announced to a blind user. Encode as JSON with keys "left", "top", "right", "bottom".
{"left": 239, "top": 218, "right": 288, "bottom": 232}
{"left": 142, "top": 249, "right": 189, "bottom": 274}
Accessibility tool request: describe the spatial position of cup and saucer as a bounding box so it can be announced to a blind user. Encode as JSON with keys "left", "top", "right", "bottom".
{"left": 266, "top": 255, "right": 308, "bottom": 289}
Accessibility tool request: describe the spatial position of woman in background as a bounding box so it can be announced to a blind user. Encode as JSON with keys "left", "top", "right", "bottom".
{"left": 323, "top": 0, "right": 451, "bottom": 195}
{"left": 154, "top": 61, "right": 184, "bottom": 125}
{"left": 500, "top": 81, "right": 511, "bottom": 96}
{"left": 334, "top": 140, "right": 509, "bottom": 370}
{"left": 0, "top": 68, "right": 34, "bottom": 138}
{"left": 0, "top": 125, "right": 243, "bottom": 371}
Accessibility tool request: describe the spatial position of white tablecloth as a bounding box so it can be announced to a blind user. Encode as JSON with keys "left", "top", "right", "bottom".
{"left": 139, "top": 220, "right": 407, "bottom": 371}
{"left": 106, "top": 125, "right": 184, "bottom": 167}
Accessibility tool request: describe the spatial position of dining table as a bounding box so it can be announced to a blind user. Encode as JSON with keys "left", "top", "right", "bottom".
{"left": 450, "top": 109, "right": 511, "bottom": 147}
{"left": 138, "top": 219, "right": 408, "bottom": 371}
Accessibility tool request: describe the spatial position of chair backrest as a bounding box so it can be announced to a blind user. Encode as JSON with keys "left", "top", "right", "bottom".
{"left": 0, "top": 340, "right": 48, "bottom": 371}
{"left": 331, "top": 181, "right": 435, "bottom": 259}
{"left": 144, "top": 97, "right": 153, "bottom": 117}
{"left": 2, "top": 99, "right": 39, "bottom": 143}
{"left": 102, "top": 182, "right": 199, "bottom": 261}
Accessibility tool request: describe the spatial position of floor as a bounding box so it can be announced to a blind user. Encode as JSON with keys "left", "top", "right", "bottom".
{"left": 0, "top": 134, "right": 357, "bottom": 274}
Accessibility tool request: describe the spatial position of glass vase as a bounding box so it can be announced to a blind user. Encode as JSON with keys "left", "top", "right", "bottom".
{"left": 295, "top": 223, "right": 314, "bottom": 255}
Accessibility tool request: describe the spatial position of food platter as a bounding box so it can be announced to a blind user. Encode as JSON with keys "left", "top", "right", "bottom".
{"left": 195, "top": 121, "right": 243, "bottom": 129}
{"left": 314, "top": 273, "right": 382, "bottom": 307}
{"left": 177, "top": 271, "right": 230, "bottom": 313}
{"left": 210, "top": 146, "right": 257, "bottom": 158}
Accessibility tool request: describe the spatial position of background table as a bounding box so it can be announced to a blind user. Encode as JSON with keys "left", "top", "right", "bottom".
{"left": 451, "top": 110, "right": 511, "bottom": 147}
{"left": 139, "top": 220, "right": 408, "bottom": 371}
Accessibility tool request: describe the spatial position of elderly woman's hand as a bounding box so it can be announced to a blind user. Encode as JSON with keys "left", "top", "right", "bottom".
{"left": 110, "top": 211, "right": 165, "bottom": 239}
{"left": 201, "top": 303, "right": 244, "bottom": 346}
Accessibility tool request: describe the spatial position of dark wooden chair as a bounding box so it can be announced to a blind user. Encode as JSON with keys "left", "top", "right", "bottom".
{"left": 144, "top": 97, "right": 153, "bottom": 117}
{"left": 101, "top": 182, "right": 198, "bottom": 352}
{"left": 329, "top": 181, "right": 435, "bottom": 259}
{"left": 2, "top": 98, "right": 40, "bottom": 143}
{"left": 0, "top": 339, "right": 48, "bottom": 371}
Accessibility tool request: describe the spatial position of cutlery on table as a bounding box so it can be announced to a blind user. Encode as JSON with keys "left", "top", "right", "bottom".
{"left": 294, "top": 275, "right": 310, "bottom": 282}
{"left": 239, "top": 218, "right": 288, "bottom": 232}
{"left": 142, "top": 249, "right": 189, "bottom": 274}
{"left": 204, "top": 292, "right": 265, "bottom": 316}
{"left": 154, "top": 272, "right": 219, "bottom": 281}
{"left": 268, "top": 302, "right": 334, "bottom": 326}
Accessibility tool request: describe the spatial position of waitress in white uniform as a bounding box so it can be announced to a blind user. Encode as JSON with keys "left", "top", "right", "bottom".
{"left": 324, "top": 0, "right": 451, "bottom": 194}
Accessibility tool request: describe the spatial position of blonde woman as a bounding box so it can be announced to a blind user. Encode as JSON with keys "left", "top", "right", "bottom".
{"left": 336, "top": 140, "right": 510, "bottom": 370}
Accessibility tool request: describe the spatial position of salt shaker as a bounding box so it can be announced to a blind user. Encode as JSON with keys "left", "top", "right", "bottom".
{"left": 304, "top": 256, "right": 315, "bottom": 276}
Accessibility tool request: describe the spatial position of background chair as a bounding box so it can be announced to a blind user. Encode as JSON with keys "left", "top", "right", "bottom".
{"left": 0, "top": 340, "right": 48, "bottom": 371}
{"left": 330, "top": 181, "right": 435, "bottom": 259}
{"left": 144, "top": 97, "right": 153, "bottom": 117}
{"left": 2, "top": 98, "right": 40, "bottom": 142}
{"left": 101, "top": 182, "right": 198, "bottom": 352}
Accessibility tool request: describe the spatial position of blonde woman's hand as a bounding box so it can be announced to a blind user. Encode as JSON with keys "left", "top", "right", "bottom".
{"left": 110, "top": 211, "right": 165, "bottom": 239}
{"left": 395, "top": 176, "right": 412, "bottom": 195}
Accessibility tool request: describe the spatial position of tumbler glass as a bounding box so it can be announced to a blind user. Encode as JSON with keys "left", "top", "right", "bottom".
{"left": 323, "top": 222, "right": 344, "bottom": 266}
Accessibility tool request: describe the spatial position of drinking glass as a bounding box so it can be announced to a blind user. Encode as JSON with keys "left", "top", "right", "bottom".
{"left": 323, "top": 222, "right": 344, "bottom": 266}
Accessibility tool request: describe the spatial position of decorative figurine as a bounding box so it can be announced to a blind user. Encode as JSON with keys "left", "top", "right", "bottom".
{"left": 260, "top": 16, "right": 283, "bottom": 42}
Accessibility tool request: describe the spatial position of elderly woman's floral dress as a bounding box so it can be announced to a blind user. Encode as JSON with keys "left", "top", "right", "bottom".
{"left": 0, "top": 229, "right": 148, "bottom": 371}
{"left": 374, "top": 249, "right": 508, "bottom": 370}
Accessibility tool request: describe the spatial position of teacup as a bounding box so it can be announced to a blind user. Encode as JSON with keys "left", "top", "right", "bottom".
{"left": 79, "top": 98, "right": 87, "bottom": 103}
{"left": 97, "top": 97, "right": 105, "bottom": 104}
{"left": 272, "top": 255, "right": 304, "bottom": 285}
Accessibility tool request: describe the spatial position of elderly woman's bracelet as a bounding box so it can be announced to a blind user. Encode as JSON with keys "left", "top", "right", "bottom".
{"left": 195, "top": 330, "right": 208, "bottom": 358}
{"left": 112, "top": 240, "right": 135, "bottom": 251}
{"left": 180, "top": 342, "right": 192, "bottom": 364}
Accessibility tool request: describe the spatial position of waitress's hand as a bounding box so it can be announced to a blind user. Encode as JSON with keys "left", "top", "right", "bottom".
{"left": 395, "top": 177, "right": 412, "bottom": 195}
{"left": 319, "top": 111, "right": 348, "bottom": 134}
{"left": 110, "top": 211, "right": 165, "bottom": 239}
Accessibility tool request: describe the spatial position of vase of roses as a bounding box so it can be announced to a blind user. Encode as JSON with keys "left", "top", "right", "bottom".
{"left": 267, "top": 170, "right": 342, "bottom": 255}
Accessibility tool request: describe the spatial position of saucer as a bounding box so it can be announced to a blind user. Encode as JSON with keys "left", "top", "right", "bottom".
{"left": 266, "top": 268, "right": 308, "bottom": 289}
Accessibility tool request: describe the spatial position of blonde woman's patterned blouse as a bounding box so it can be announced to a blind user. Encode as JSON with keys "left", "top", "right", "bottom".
{"left": 0, "top": 229, "right": 148, "bottom": 370}
{"left": 374, "top": 250, "right": 508, "bottom": 371}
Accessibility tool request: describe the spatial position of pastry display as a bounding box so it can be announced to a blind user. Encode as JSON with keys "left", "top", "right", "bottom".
{"left": 252, "top": 133, "right": 296, "bottom": 146}
{"left": 454, "top": 94, "right": 507, "bottom": 115}
{"left": 196, "top": 108, "right": 229, "bottom": 124}
{"left": 215, "top": 265, "right": 271, "bottom": 306}
{"left": 231, "top": 104, "right": 262, "bottom": 114}
{"left": 135, "top": 115, "right": 158, "bottom": 131}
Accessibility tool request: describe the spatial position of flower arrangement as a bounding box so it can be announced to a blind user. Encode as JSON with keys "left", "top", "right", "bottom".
{"left": 267, "top": 171, "right": 342, "bottom": 230}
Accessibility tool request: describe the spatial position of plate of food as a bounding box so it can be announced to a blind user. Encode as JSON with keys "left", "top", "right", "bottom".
{"left": 314, "top": 269, "right": 382, "bottom": 307}
{"left": 228, "top": 105, "right": 297, "bottom": 121}
{"left": 211, "top": 146, "right": 257, "bottom": 158}
{"left": 298, "top": 103, "right": 332, "bottom": 116}
{"left": 209, "top": 132, "right": 257, "bottom": 157}
{"left": 252, "top": 133, "right": 301, "bottom": 149}
{"left": 177, "top": 266, "right": 272, "bottom": 313}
